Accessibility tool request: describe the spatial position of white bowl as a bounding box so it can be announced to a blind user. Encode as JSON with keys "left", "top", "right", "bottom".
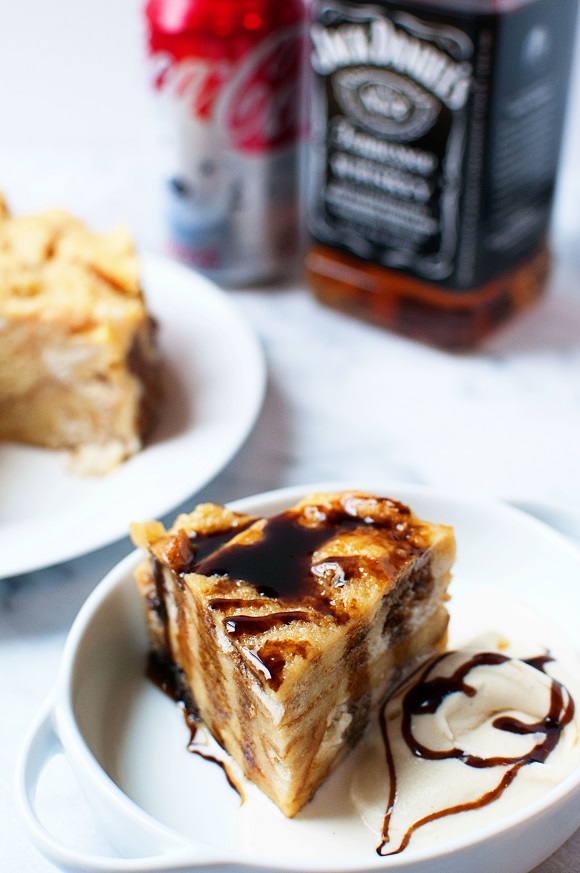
{"left": 16, "top": 482, "right": 580, "bottom": 873}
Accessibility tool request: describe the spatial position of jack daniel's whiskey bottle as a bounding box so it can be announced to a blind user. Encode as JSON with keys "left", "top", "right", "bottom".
{"left": 306, "top": 0, "right": 578, "bottom": 347}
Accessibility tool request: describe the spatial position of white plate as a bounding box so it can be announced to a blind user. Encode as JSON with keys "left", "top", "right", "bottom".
{"left": 17, "top": 483, "right": 580, "bottom": 873}
{"left": 0, "top": 254, "right": 266, "bottom": 579}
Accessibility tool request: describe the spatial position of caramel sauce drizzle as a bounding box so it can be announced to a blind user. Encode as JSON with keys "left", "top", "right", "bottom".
{"left": 198, "top": 499, "right": 425, "bottom": 686}
{"left": 377, "top": 651, "right": 576, "bottom": 856}
{"left": 186, "top": 733, "right": 245, "bottom": 801}
{"left": 222, "top": 611, "right": 312, "bottom": 637}
{"left": 181, "top": 523, "right": 255, "bottom": 575}
{"left": 196, "top": 498, "right": 422, "bottom": 612}
{"left": 147, "top": 498, "right": 436, "bottom": 795}
{"left": 147, "top": 651, "right": 244, "bottom": 800}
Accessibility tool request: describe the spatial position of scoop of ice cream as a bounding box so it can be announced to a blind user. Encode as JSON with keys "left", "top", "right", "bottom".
{"left": 350, "top": 635, "right": 580, "bottom": 855}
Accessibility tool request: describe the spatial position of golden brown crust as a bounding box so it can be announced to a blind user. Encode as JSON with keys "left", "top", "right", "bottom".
{"left": 133, "top": 492, "right": 456, "bottom": 817}
{"left": 0, "top": 198, "right": 163, "bottom": 472}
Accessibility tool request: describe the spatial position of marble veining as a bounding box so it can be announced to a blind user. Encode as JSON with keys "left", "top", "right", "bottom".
{"left": 1, "top": 5, "right": 580, "bottom": 866}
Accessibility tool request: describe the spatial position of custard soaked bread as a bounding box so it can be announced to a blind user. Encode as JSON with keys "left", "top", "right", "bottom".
{"left": 0, "top": 197, "right": 162, "bottom": 473}
{"left": 131, "top": 492, "right": 455, "bottom": 817}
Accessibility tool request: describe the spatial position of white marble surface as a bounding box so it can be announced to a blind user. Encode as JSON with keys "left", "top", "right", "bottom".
{"left": 1, "top": 0, "right": 580, "bottom": 870}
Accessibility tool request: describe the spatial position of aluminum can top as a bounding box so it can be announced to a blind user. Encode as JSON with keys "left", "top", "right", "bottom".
{"left": 145, "top": 0, "right": 306, "bottom": 41}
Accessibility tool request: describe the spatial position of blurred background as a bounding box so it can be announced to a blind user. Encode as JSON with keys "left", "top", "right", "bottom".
{"left": 1, "top": 1, "right": 580, "bottom": 524}
{"left": 2, "top": 4, "right": 580, "bottom": 870}
{"left": 0, "top": 0, "right": 579, "bottom": 259}
{"left": 0, "top": 0, "right": 164, "bottom": 246}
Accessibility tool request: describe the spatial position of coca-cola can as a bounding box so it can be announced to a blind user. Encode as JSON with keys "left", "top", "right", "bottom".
{"left": 145, "top": 0, "right": 309, "bottom": 286}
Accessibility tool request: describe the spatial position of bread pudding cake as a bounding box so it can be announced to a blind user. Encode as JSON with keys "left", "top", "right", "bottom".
{"left": 0, "top": 196, "right": 163, "bottom": 473}
{"left": 131, "top": 491, "right": 455, "bottom": 817}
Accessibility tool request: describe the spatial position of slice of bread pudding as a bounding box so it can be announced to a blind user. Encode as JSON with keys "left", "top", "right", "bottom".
{"left": 0, "top": 196, "right": 162, "bottom": 473}
{"left": 131, "top": 491, "right": 455, "bottom": 817}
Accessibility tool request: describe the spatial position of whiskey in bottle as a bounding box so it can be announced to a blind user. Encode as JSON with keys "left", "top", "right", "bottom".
{"left": 306, "top": 0, "right": 578, "bottom": 347}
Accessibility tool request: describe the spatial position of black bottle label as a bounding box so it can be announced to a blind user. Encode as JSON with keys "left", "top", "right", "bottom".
{"left": 308, "top": 0, "right": 578, "bottom": 290}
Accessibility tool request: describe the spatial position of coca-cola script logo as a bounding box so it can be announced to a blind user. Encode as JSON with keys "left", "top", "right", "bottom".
{"left": 151, "top": 25, "right": 307, "bottom": 153}
{"left": 218, "top": 25, "right": 307, "bottom": 152}
{"left": 150, "top": 53, "right": 232, "bottom": 121}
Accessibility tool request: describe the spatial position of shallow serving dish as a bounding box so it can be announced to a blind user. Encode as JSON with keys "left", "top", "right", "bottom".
{"left": 16, "top": 482, "right": 580, "bottom": 873}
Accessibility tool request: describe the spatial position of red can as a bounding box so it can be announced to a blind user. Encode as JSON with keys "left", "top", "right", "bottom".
{"left": 145, "top": 0, "right": 308, "bottom": 285}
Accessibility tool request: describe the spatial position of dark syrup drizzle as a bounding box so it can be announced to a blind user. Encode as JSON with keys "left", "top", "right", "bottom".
{"left": 199, "top": 498, "right": 423, "bottom": 684}
{"left": 377, "top": 651, "right": 576, "bottom": 856}
{"left": 186, "top": 744, "right": 244, "bottom": 800}
{"left": 216, "top": 610, "right": 313, "bottom": 688}
{"left": 196, "top": 498, "right": 421, "bottom": 613}
{"left": 147, "top": 650, "right": 244, "bottom": 800}
{"left": 222, "top": 610, "right": 312, "bottom": 637}
{"left": 150, "top": 523, "right": 256, "bottom": 665}
{"left": 150, "top": 523, "right": 255, "bottom": 624}
{"left": 146, "top": 518, "right": 254, "bottom": 797}
{"left": 148, "top": 498, "right": 428, "bottom": 796}
{"left": 183, "top": 524, "right": 255, "bottom": 574}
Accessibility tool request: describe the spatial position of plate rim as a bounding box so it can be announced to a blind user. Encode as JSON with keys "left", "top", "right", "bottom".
{"left": 47, "top": 482, "right": 580, "bottom": 873}
{"left": 0, "top": 253, "right": 267, "bottom": 579}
